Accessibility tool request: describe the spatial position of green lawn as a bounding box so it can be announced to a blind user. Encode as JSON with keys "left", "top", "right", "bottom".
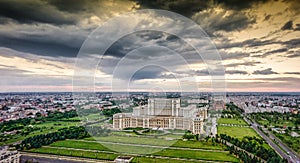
{"left": 218, "top": 126, "right": 258, "bottom": 139}
{"left": 257, "top": 120, "right": 295, "bottom": 127}
{"left": 29, "top": 146, "right": 238, "bottom": 162}
{"left": 256, "top": 117, "right": 295, "bottom": 127}
{"left": 1, "top": 121, "right": 79, "bottom": 145}
{"left": 98, "top": 142, "right": 163, "bottom": 154}
{"left": 158, "top": 133, "right": 184, "bottom": 139}
{"left": 111, "top": 131, "right": 137, "bottom": 136}
{"left": 29, "top": 147, "right": 117, "bottom": 160}
{"left": 49, "top": 137, "right": 226, "bottom": 155}
{"left": 155, "top": 149, "right": 239, "bottom": 162}
{"left": 132, "top": 157, "right": 203, "bottom": 163}
{"left": 50, "top": 140, "right": 112, "bottom": 151}
{"left": 217, "top": 118, "right": 247, "bottom": 125}
{"left": 80, "top": 114, "right": 106, "bottom": 122}
{"left": 172, "top": 140, "right": 224, "bottom": 150}
{"left": 257, "top": 120, "right": 269, "bottom": 126}
{"left": 84, "top": 135, "right": 177, "bottom": 147}
{"left": 274, "top": 133, "right": 300, "bottom": 155}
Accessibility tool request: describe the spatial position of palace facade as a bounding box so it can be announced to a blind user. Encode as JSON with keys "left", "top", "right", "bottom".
{"left": 113, "top": 98, "right": 208, "bottom": 134}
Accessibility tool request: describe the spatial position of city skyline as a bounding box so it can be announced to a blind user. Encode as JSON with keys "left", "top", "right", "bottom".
{"left": 0, "top": 0, "right": 299, "bottom": 92}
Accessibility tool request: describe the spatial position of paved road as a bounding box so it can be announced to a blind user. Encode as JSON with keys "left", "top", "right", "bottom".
{"left": 211, "top": 117, "right": 217, "bottom": 137}
{"left": 243, "top": 117, "right": 300, "bottom": 163}
{"left": 265, "top": 129, "right": 300, "bottom": 163}
{"left": 20, "top": 152, "right": 111, "bottom": 163}
{"left": 21, "top": 155, "right": 85, "bottom": 163}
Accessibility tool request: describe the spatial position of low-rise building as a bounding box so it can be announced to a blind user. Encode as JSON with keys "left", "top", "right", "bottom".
{"left": 0, "top": 146, "right": 20, "bottom": 163}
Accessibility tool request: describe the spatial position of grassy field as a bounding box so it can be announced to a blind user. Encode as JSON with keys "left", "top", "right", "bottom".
{"left": 84, "top": 135, "right": 177, "bottom": 147}
{"left": 79, "top": 114, "right": 106, "bottom": 122}
{"left": 29, "top": 147, "right": 117, "bottom": 160}
{"left": 218, "top": 126, "right": 258, "bottom": 139}
{"left": 172, "top": 140, "right": 224, "bottom": 150}
{"left": 132, "top": 156, "right": 203, "bottom": 163}
{"left": 155, "top": 149, "right": 239, "bottom": 162}
{"left": 274, "top": 133, "right": 300, "bottom": 154}
{"left": 98, "top": 142, "right": 163, "bottom": 154}
{"left": 50, "top": 140, "right": 112, "bottom": 151}
{"left": 48, "top": 137, "right": 226, "bottom": 154}
{"left": 51, "top": 139, "right": 163, "bottom": 154}
{"left": 218, "top": 118, "right": 247, "bottom": 125}
{"left": 30, "top": 139, "right": 239, "bottom": 162}
{"left": 1, "top": 121, "right": 79, "bottom": 145}
{"left": 257, "top": 119, "right": 294, "bottom": 127}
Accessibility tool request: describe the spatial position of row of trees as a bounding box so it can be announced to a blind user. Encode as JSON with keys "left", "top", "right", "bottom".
{"left": 85, "top": 126, "right": 111, "bottom": 136}
{"left": 222, "top": 102, "right": 244, "bottom": 117}
{"left": 251, "top": 111, "right": 300, "bottom": 127}
{"left": 219, "top": 134, "right": 285, "bottom": 162}
{"left": 102, "top": 107, "right": 121, "bottom": 117}
{"left": 182, "top": 131, "right": 199, "bottom": 140}
{"left": 15, "top": 126, "right": 90, "bottom": 150}
{"left": 227, "top": 145, "right": 264, "bottom": 163}
{"left": 44, "top": 110, "right": 79, "bottom": 122}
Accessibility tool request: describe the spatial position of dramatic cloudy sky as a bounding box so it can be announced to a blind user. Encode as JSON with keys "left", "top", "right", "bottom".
{"left": 0, "top": 0, "right": 299, "bottom": 92}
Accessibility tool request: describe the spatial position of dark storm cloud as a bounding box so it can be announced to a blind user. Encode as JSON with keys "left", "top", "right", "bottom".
{"left": 131, "top": 66, "right": 168, "bottom": 80}
{"left": 215, "top": 0, "right": 269, "bottom": 10}
{"left": 133, "top": 0, "right": 269, "bottom": 34}
{"left": 215, "top": 38, "right": 271, "bottom": 50}
{"left": 0, "top": 0, "right": 288, "bottom": 60}
{"left": 0, "top": 0, "right": 78, "bottom": 25}
{"left": 264, "top": 15, "right": 271, "bottom": 21}
{"left": 253, "top": 68, "right": 278, "bottom": 75}
{"left": 132, "top": 0, "right": 208, "bottom": 17}
{"left": 267, "top": 48, "right": 288, "bottom": 54}
{"left": 133, "top": 0, "right": 268, "bottom": 17}
{"left": 193, "top": 9, "right": 253, "bottom": 35}
{"left": 220, "top": 51, "right": 250, "bottom": 60}
{"left": 193, "top": 69, "right": 248, "bottom": 76}
{"left": 104, "top": 32, "right": 153, "bottom": 58}
{"left": 226, "top": 70, "right": 248, "bottom": 75}
{"left": 46, "top": 0, "right": 91, "bottom": 13}
{"left": 104, "top": 31, "right": 196, "bottom": 60}
{"left": 219, "top": 36, "right": 296, "bottom": 52}
{"left": 0, "top": 34, "right": 83, "bottom": 58}
{"left": 194, "top": 69, "right": 209, "bottom": 76}
{"left": 284, "top": 72, "right": 300, "bottom": 75}
{"left": 217, "top": 37, "right": 298, "bottom": 59}
{"left": 281, "top": 21, "right": 293, "bottom": 30}
{"left": 295, "top": 24, "right": 300, "bottom": 31}
{"left": 257, "top": 48, "right": 289, "bottom": 58}
{"left": 284, "top": 38, "right": 300, "bottom": 49}
{"left": 225, "top": 61, "right": 261, "bottom": 68}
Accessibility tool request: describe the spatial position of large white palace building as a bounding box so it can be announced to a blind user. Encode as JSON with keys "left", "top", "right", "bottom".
{"left": 113, "top": 98, "right": 208, "bottom": 134}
